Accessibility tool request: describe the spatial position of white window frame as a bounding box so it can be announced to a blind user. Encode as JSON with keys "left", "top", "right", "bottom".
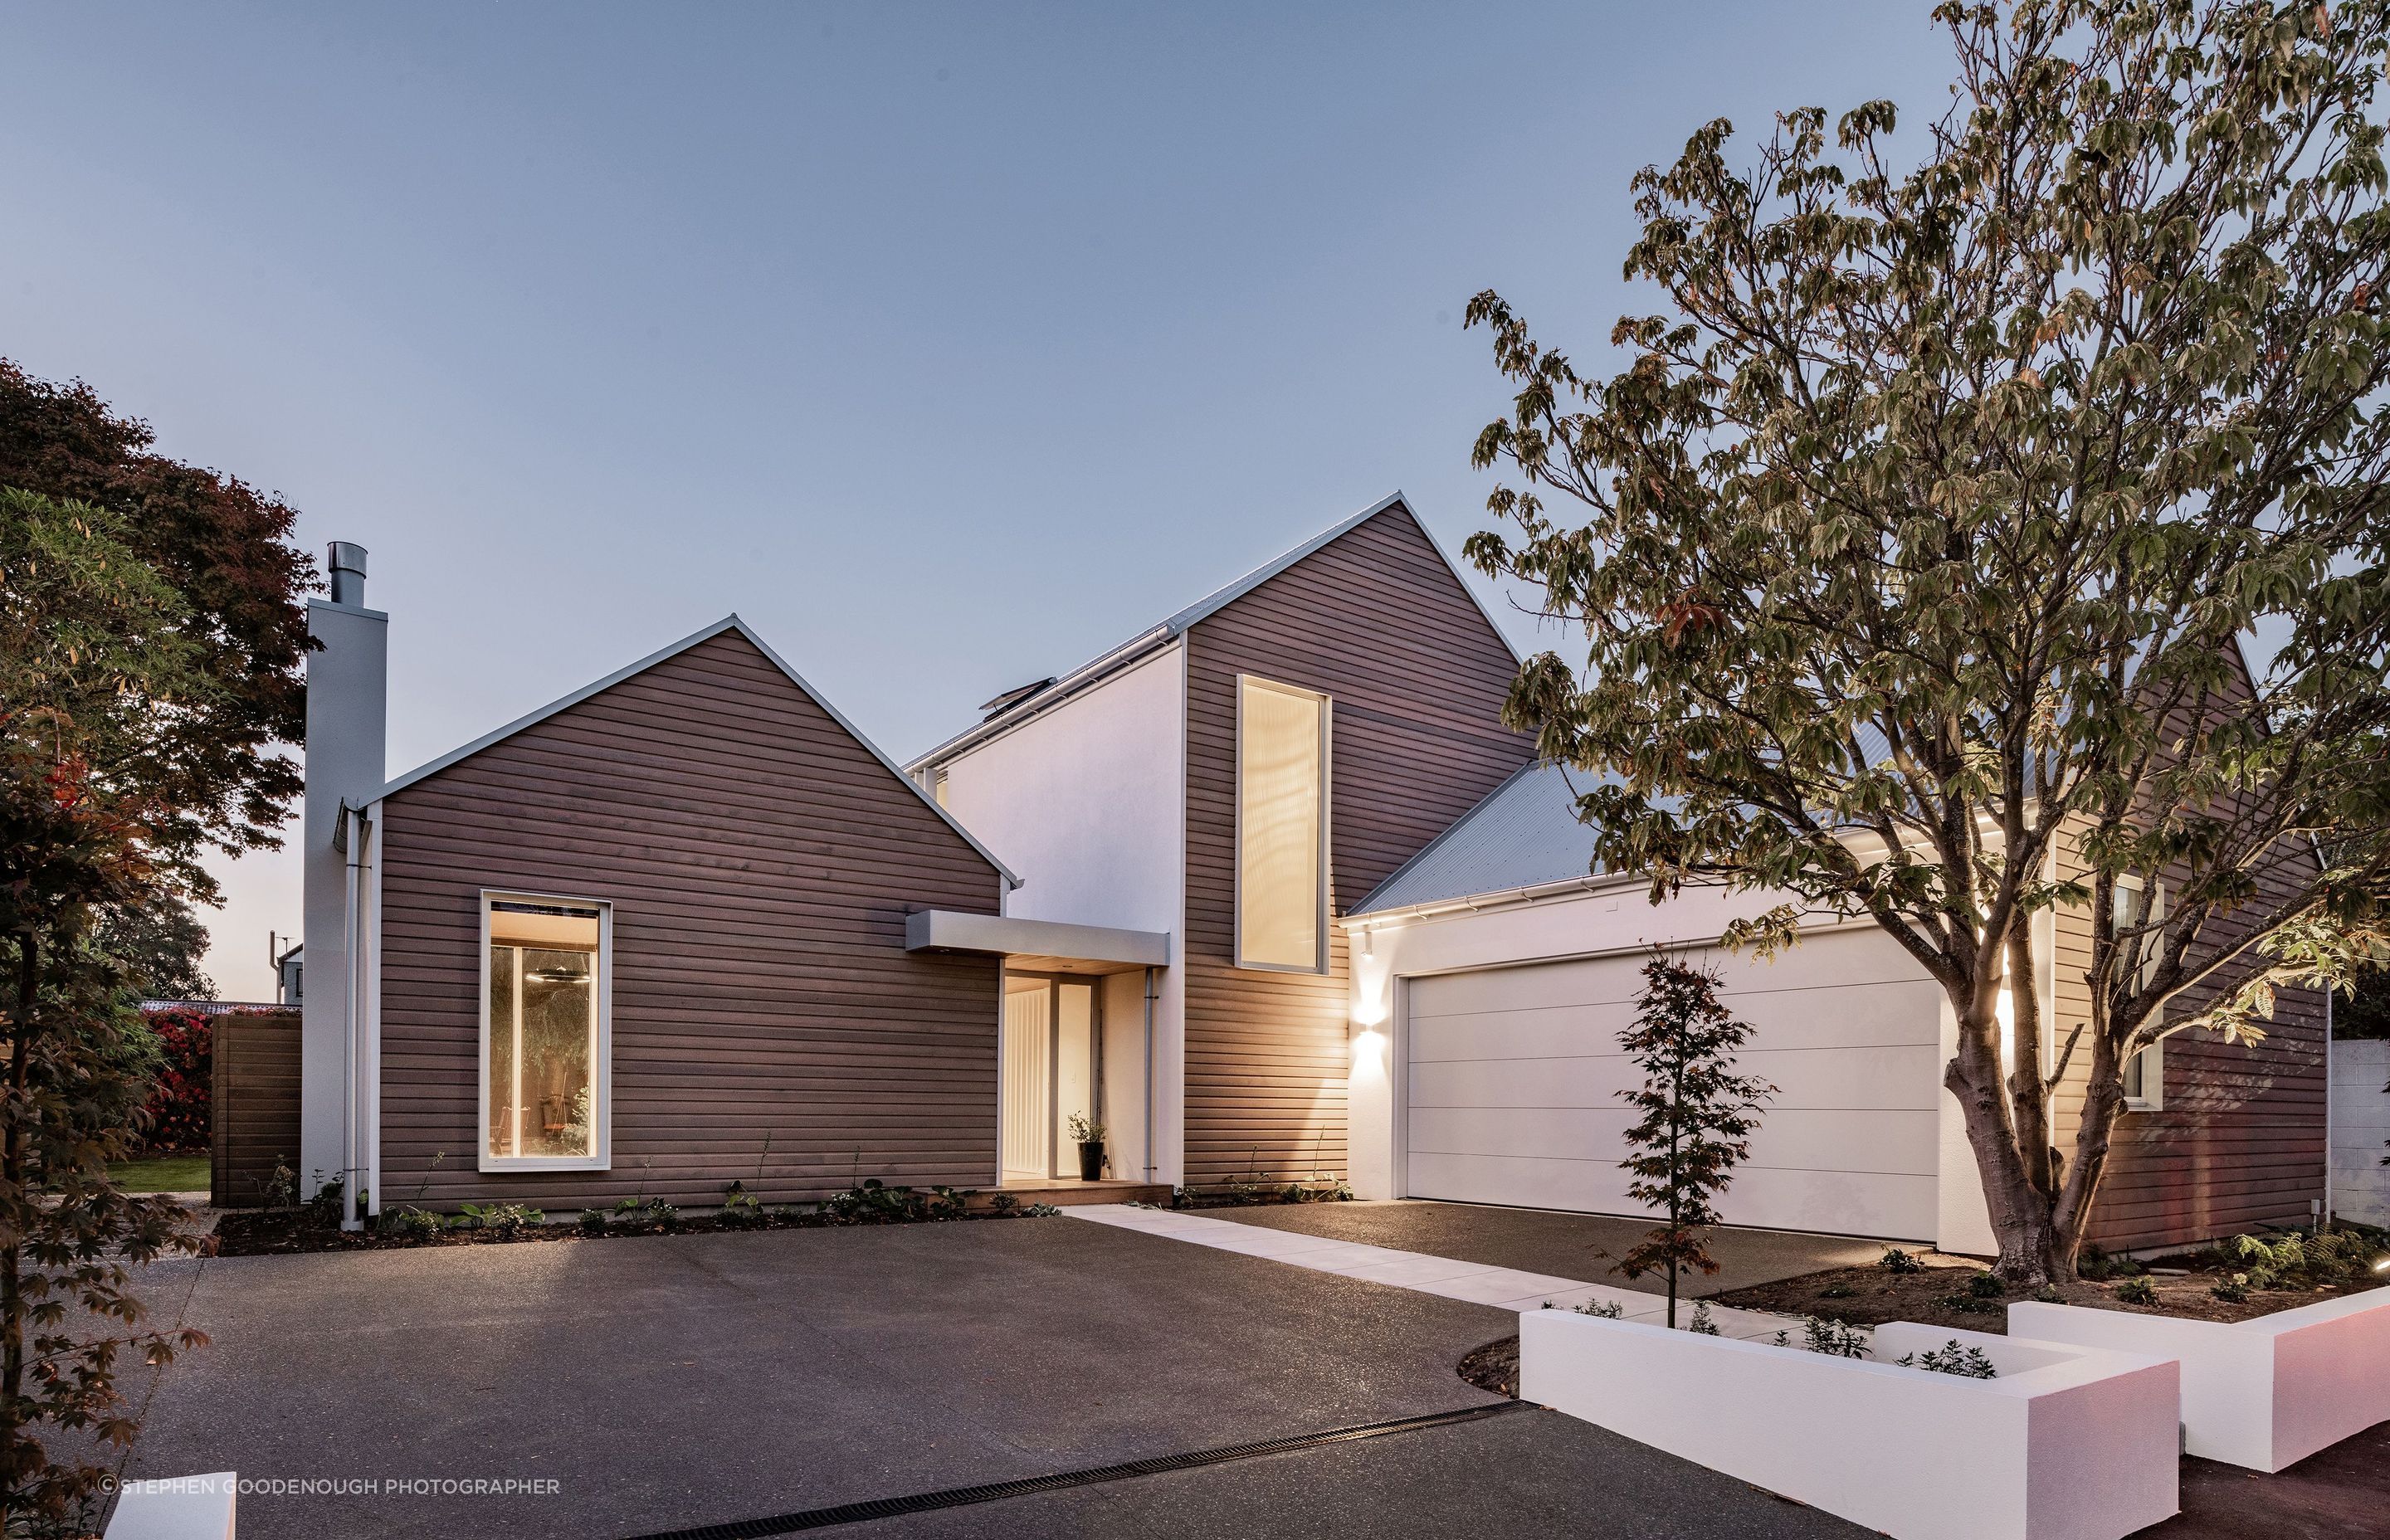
{"left": 2114, "top": 875, "right": 2166, "bottom": 1114}
{"left": 477, "top": 889, "right": 614, "bottom": 1172}
{"left": 1232, "top": 674, "right": 1332, "bottom": 975}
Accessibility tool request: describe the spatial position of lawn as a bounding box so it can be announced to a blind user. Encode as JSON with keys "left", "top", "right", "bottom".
{"left": 112, "top": 1153, "right": 210, "bottom": 1193}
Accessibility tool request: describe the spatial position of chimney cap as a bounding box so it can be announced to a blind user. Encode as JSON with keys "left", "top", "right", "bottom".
{"left": 327, "top": 542, "right": 370, "bottom": 606}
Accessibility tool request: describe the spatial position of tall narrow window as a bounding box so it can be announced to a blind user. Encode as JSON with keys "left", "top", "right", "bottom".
{"left": 483, "top": 894, "right": 611, "bottom": 1169}
{"left": 1236, "top": 676, "right": 1329, "bottom": 972}
{"left": 2113, "top": 878, "right": 2165, "bottom": 1110}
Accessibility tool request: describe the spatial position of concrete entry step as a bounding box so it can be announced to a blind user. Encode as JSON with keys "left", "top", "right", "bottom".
{"left": 983, "top": 1180, "right": 1173, "bottom": 1209}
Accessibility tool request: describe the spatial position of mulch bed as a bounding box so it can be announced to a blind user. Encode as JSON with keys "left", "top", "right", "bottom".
{"left": 1713, "top": 1247, "right": 2385, "bottom": 1333}
{"left": 1459, "top": 1334, "right": 1522, "bottom": 1397}
{"left": 213, "top": 1196, "right": 1050, "bottom": 1257}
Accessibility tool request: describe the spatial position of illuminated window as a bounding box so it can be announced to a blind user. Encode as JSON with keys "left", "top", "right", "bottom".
{"left": 1236, "top": 676, "right": 1329, "bottom": 972}
{"left": 2114, "top": 879, "right": 2165, "bottom": 1111}
{"left": 482, "top": 894, "right": 611, "bottom": 1168}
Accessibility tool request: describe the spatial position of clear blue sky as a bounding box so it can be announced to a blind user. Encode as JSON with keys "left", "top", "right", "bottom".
{"left": 2, "top": 2, "right": 1953, "bottom": 999}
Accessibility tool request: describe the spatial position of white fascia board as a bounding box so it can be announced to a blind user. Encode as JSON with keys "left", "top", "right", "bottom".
{"left": 378, "top": 615, "right": 1021, "bottom": 888}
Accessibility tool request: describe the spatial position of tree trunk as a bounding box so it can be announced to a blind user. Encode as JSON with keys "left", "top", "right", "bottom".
{"left": 1944, "top": 1001, "right": 2067, "bottom": 1284}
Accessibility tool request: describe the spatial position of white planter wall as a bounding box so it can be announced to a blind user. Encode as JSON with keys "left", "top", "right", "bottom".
{"left": 105, "top": 1473, "right": 236, "bottom": 1539}
{"left": 1519, "top": 1311, "right": 2178, "bottom": 1540}
{"left": 2012, "top": 1289, "right": 2390, "bottom": 1472}
{"left": 2331, "top": 1040, "right": 2390, "bottom": 1226}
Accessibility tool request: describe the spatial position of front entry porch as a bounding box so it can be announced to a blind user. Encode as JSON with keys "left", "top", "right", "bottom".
{"left": 904, "top": 909, "right": 1173, "bottom": 1192}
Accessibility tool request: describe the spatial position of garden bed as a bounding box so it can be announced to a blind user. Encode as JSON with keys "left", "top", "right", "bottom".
{"left": 213, "top": 1182, "right": 1060, "bottom": 1257}
{"left": 1714, "top": 1238, "right": 2386, "bottom": 1333}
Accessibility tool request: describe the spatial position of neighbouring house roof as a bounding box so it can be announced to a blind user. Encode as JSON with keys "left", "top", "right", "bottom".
{"left": 1349, "top": 762, "right": 1609, "bottom": 916}
{"left": 905, "top": 490, "right": 1518, "bottom": 772}
{"left": 375, "top": 615, "right": 1022, "bottom": 887}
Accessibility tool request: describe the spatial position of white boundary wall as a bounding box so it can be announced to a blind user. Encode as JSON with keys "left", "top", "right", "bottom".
{"left": 1520, "top": 1310, "right": 2178, "bottom": 1540}
{"left": 2012, "top": 1289, "right": 2390, "bottom": 1472}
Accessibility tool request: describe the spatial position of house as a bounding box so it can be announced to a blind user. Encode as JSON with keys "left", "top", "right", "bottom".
{"left": 292, "top": 502, "right": 2326, "bottom": 1251}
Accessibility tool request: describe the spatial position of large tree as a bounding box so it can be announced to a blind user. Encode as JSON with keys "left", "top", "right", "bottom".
{"left": 1465, "top": 0, "right": 2390, "bottom": 1281}
{"left": 0, "top": 490, "right": 216, "bottom": 1528}
{"left": 0, "top": 359, "right": 313, "bottom": 903}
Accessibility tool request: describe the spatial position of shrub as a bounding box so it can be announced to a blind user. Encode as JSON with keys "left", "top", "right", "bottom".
{"left": 1818, "top": 1284, "right": 1854, "bottom": 1299}
{"left": 1771, "top": 1316, "right": 1871, "bottom": 1357}
{"left": 1687, "top": 1301, "right": 1721, "bottom": 1335}
{"left": 138, "top": 1006, "right": 213, "bottom": 1154}
{"left": 718, "top": 1181, "right": 764, "bottom": 1229}
{"left": 822, "top": 1179, "right": 969, "bottom": 1225}
{"left": 378, "top": 1206, "right": 444, "bottom": 1241}
{"left": 1899, "top": 1341, "right": 1997, "bottom": 1379}
{"left": 455, "top": 1203, "right": 542, "bottom": 1236}
{"left": 2114, "top": 1276, "right": 2158, "bottom": 1306}
{"left": 577, "top": 1208, "right": 607, "bottom": 1235}
{"left": 2211, "top": 1274, "right": 2251, "bottom": 1304}
{"left": 1877, "top": 1247, "right": 1924, "bottom": 1274}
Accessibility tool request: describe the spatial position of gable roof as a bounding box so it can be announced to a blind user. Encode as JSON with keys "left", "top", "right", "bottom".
{"left": 1349, "top": 761, "right": 1608, "bottom": 916}
{"left": 907, "top": 490, "right": 1518, "bottom": 772}
{"left": 377, "top": 616, "right": 1020, "bottom": 886}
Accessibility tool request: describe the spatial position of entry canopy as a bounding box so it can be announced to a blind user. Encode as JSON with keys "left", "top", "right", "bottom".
{"left": 904, "top": 911, "right": 1170, "bottom": 977}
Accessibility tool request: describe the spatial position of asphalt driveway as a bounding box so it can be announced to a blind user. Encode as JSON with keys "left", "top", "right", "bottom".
{"left": 1204, "top": 1199, "right": 1888, "bottom": 1294}
{"left": 120, "top": 1216, "right": 1866, "bottom": 1539}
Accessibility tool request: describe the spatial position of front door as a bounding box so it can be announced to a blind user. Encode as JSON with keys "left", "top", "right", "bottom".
{"left": 1001, "top": 975, "right": 1099, "bottom": 1181}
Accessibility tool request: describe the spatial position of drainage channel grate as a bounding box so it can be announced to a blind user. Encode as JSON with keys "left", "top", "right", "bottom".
{"left": 623, "top": 1400, "right": 1528, "bottom": 1539}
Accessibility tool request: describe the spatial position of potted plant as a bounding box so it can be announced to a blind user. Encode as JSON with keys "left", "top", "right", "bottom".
{"left": 1066, "top": 1113, "right": 1106, "bottom": 1182}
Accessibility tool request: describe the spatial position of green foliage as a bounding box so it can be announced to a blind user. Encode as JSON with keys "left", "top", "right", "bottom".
{"left": 1020, "top": 1202, "right": 1062, "bottom": 1217}
{"left": 1900, "top": 1341, "right": 1999, "bottom": 1379}
{"left": 577, "top": 1208, "right": 607, "bottom": 1235}
{"left": 454, "top": 1203, "right": 542, "bottom": 1237}
{"left": 1545, "top": 1297, "right": 1625, "bottom": 1318}
{"left": 1687, "top": 1301, "right": 1721, "bottom": 1335}
{"left": 1614, "top": 953, "right": 1774, "bottom": 1327}
{"left": 2114, "top": 1276, "right": 2159, "bottom": 1306}
{"left": 1462, "top": 0, "right": 2390, "bottom": 1285}
{"left": 1066, "top": 1113, "right": 1106, "bottom": 1144}
{"left": 1819, "top": 1283, "right": 1855, "bottom": 1299}
{"left": 1965, "top": 1270, "right": 2007, "bottom": 1299}
{"left": 2227, "top": 1226, "right": 2379, "bottom": 1288}
{"left": 718, "top": 1181, "right": 765, "bottom": 1229}
{"left": 1878, "top": 1247, "right": 1925, "bottom": 1275}
{"left": 0, "top": 488, "right": 226, "bottom": 1528}
{"left": 2335, "top": 965, "right": 2390, "bottom": 1039}
{"left": 2212, "top": 1274, "right": 2251, "bottom": 1303}
{"left": 822, "top": 1180, "right": 968, "bottom": 1226}
{"left": 1773, "top": 1317, "right": 1873, "bottom": 1357}
{"left": 378, "top": 1206, "right": 444, "bottom": 1241}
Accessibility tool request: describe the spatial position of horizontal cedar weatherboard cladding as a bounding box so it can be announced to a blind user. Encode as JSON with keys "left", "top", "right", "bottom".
{"left": 2039, "top": 652, "right": 2328, "bottom": 1250}
{"left": 1181, "top": 504, "right": 1532, "bottom": 1187}
{"left": 376, "top": 630, "right": 1004, "bottom": 1211}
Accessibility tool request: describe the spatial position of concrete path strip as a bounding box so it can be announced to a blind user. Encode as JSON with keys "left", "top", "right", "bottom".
{"left": 1068, "top": 1206, "right": 1797, "bottom": 1338}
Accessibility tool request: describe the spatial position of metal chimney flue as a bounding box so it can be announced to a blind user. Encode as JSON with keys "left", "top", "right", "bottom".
{"left": 328, "top": 542, "right": 369, "bottom": 607}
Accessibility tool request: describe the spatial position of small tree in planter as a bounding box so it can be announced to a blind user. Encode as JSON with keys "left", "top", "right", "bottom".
{"left": 1615, "top": 951, "right": 1773, "bottom": 1328}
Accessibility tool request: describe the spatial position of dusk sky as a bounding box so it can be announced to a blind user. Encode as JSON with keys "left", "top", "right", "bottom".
{"left": 2, "top": 2, "right": 1953, "bottom": 999}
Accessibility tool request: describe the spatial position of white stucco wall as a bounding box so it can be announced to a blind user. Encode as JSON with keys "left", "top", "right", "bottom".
{"left": 937, "top": 643, "right": 1188, "bottom": 1184}
{"left": 1346, "top": 880, "right": 1993, "bottom": 1250}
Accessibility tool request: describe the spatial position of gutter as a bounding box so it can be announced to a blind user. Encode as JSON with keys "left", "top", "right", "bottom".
{"left": 1342, "top": 870, "right": 1646, "bottom": 933}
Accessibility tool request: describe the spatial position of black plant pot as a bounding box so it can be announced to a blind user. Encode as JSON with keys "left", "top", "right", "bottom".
{"left": 1076, "top": 1141, "right": 1105, "bottom": 1182}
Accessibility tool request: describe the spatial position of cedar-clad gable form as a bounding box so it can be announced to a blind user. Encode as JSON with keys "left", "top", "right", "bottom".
{"left": 377, "top": 627, "right": 1006, "bottom": 1211}
{"left": 1181, "top": 501, "right": 1531, "bottom": 1187}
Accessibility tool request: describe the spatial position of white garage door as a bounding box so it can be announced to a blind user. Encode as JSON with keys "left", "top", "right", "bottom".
{"left": 1403, "top": 929, "right": 1942, "bottom": 1240}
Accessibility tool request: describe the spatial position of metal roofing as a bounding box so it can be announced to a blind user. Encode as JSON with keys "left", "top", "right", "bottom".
{"left": 905, "top": 491, "right": 1517, "bottom": 772}
{"left": 1350, "top": 762, "right": 1610, "bottom": 916}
